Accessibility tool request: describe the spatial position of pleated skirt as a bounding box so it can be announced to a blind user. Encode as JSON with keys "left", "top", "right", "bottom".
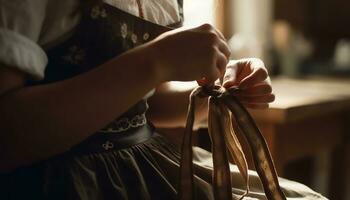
{"left": 0, "top": 131, "right": 327, "bottom": 200}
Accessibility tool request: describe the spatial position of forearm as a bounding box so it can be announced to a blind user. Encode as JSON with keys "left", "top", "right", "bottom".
{"left": 0, "top": 45, "right": 160, "bottom": 172}
{"left": 147, "top": 81, "right": 208, "bottom": 128}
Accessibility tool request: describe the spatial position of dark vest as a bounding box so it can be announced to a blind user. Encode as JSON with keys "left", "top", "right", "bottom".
{"left": 29, "top": 1, "right": 183, "bottom": 130}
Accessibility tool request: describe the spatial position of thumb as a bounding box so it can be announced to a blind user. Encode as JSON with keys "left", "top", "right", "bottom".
{"left": 222, "top": 61, "right": 239, "bottom": 88}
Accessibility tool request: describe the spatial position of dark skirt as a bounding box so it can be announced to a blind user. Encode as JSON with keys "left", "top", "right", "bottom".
{"left": 0, "top": 128, "right": 327, "bottom": 200}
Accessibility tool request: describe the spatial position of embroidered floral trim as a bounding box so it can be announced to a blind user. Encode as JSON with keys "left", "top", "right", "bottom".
{"left": 62, "top": 45, "right": 85, "bottom": 65}
{"left": 99, "top": 113, "right": 147, "bottom": 133}
{"left": 143, "top": 33, "right": 150, "bottom": 41}
{"left": 131, "top": 33, "right": 138, "bottom": 44}
{"left": 91, "top": 6, "right": 108, "bottom": 19}
{"left": 121, "top": 23, "right": 128, "bottom": 38}
{"left": 119, "top": 22, "right": 151, "bottom": 45}
{"left": 102, "top": 140, "right": 114, "bottom": 150}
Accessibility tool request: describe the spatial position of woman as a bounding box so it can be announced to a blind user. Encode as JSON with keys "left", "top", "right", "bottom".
{"left": 0, "top": 0, "right": 326, "bottom": 199}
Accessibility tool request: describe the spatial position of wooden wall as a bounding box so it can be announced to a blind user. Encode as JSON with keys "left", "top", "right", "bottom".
{"left": 274, "top": 0, "right": 350, "bottom": 58}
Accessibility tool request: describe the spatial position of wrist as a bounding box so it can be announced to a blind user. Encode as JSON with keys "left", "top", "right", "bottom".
{"left": 127, "top": 43, "right": 166, "bottom": 85}
{"left": 145, "top": 41, "right": 170, "bottom": 83}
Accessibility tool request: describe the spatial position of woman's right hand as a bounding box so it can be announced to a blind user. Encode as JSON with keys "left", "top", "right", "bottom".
{"left": 148, "top": 24, "right": 231, "bottom": 84}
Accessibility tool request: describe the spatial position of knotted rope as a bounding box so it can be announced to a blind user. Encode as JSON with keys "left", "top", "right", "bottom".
{"left": 178, "top": 85, "right": 287, "bottom": 200}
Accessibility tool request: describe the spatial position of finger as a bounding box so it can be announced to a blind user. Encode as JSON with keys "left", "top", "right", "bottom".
{"left": 223, "top": 61, "right": 241, "bottom": 88}
{"left": 197, "top": 77, "right": 207, "bottom": 86}
{"left": 236, "top": 93, "right": 275, "bottom": 104}
{"left": 197, "top": 24, "right": 230, "bottom": 58}
{"left": 205, "top": 71, "right": 221, "bottom": 85}
{"left": 213, "top": 28, "right": 226, "bottom": 41}
{"left": 197, "top": 23, "right": 215, "bottom": 32}
{"left": 223, "top": 70, "right": 237, "bottom": 88}
{"left": 235, "top": 83, "right": 272, "bottom": 97}
{"left": 202, "top": 63, "right": 221, "bottom": 85}
{"left": 197, "top": 76, "right": 218, "bottom": 86}
{"left": 239, "top": 67, "right": 268, "bottom": 89}
{"left": 198, "top": 24, "right": 226, "bottom": 41}
{"left": 218, "top": 39, "right": 231, "bottom": 59}
{"left": 216, "top": 50, "right": 228, "bottom": 77}
{"left": 242, "top": 103, "right": 269, "bottom": 109}
{"left": 215, "top": 78, "right": 222, "bottom": 85}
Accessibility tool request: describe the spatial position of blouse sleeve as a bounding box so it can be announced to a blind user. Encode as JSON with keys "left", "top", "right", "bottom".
{"left": 0, "top": 0, "right": 49, "bottom": 80}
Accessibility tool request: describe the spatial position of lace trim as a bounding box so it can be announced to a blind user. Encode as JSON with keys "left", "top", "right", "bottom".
{"left": 99, "top": 113, "right": 147, "bottom": 133}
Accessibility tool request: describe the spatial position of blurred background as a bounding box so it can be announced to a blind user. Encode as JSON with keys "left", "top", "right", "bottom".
{"left": 182, "top": 0, "right": 350, "bottom": 199}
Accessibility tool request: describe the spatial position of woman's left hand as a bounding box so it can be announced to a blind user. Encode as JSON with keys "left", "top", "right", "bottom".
{"left": 222, "top": 58, "right": 275, "bottom": 109}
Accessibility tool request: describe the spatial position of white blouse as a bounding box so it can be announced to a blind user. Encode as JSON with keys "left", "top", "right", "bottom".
{"left": 0, "top": 0, "right": 180, "bottom": 79}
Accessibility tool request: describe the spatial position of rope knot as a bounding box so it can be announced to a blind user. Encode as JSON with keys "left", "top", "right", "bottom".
{"left": 194, "top": 85, "right": 241, "bottom": 99}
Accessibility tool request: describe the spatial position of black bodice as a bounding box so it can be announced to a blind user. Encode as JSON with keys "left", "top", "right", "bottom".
{"left": 27, "top": 2, "right": 183, "bottom": 129}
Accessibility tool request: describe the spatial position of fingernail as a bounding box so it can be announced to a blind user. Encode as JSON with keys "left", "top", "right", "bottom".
{"left": 197, "top": 77, "right": 207, "bottom": 86}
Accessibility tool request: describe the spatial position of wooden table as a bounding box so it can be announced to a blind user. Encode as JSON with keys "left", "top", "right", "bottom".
{"left": 247, "top": 77, "right": 350, "bottom": 200}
